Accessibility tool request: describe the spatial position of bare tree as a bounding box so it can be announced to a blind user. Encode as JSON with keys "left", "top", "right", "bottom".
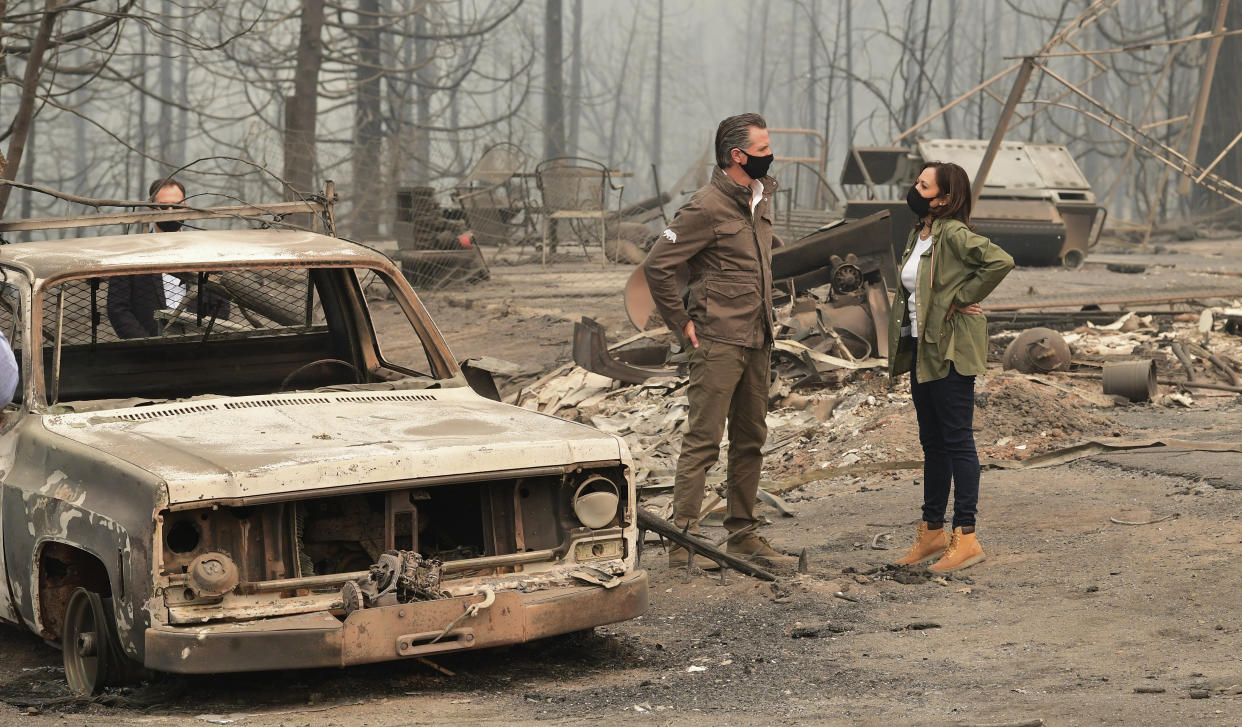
{"left": 284, "top": 0, "right": 325, "bottom": 199}
{"left": 543, "top": 0, "right": 565, "bottom": 160}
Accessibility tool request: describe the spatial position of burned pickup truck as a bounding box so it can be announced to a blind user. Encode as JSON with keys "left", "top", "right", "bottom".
{"left": 0, "top": 212, "right": 646, "bottom": 692}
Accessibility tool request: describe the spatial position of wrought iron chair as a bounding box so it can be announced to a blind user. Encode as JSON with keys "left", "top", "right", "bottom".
{"left": 535, "top": 156, "right": 624, "bottom": 265}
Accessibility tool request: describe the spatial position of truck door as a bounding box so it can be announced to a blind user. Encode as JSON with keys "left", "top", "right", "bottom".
{"left": 0, "top": 274, "right": 27, "bottom": 624}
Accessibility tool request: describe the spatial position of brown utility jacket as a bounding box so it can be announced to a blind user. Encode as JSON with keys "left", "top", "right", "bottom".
{"left": 641, "top": 167, "right": 778, "bottom": 349}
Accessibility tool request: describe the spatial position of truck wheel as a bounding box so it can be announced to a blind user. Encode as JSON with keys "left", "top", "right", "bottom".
{"left": 62, "top": 587, "right": 131, "bottom": 695}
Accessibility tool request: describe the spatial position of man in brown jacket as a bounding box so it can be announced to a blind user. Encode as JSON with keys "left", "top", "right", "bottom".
{"left": 642, "top": 113, "right": 793, "bottom": 568}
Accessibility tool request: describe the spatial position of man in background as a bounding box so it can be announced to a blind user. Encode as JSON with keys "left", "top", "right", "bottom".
{"left": 107, "top": 177, "right": 230, "bottom": 338}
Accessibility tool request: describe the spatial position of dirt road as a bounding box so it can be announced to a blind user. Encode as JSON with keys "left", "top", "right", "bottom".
{"left": 2, "top": 241, "right": 1241, "bottom": 726}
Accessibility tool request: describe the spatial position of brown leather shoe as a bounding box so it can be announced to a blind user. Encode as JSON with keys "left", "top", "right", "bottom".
{"left": 726, "top": 532, "right": 797, "bottom": 565}
{"left": 895, "top": 522, "right": 950, "bottom": 566}
{"left": 929, "top": 527, "right": 985, "bottom": 572}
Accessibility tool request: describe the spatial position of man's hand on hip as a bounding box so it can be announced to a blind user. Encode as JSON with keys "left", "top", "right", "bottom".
{"left": 684, "top": 320, "right": 699, "bottom": 348}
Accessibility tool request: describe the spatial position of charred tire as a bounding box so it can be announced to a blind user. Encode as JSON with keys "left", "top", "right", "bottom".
{"left": 62, "top": 587, "right": 140, "bottom": 695}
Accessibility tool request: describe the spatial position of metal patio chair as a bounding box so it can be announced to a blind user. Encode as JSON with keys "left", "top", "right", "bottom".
{"left": 535, "top": 156, "right": 624, "bottom": 265}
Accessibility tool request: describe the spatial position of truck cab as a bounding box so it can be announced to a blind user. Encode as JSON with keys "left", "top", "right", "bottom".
{"left": 0, "top": 217, "right": 646, "bottom": 693}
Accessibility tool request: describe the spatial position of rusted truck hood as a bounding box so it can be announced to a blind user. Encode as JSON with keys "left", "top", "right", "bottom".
{"left": 40, "top": 388, "right": 625, "bottom": 505}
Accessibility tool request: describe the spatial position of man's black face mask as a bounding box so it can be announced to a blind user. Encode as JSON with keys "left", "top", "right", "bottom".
{"left": 154, "top": 202, "right": 183, "bottom": 232}
{"left": 737, "top": 150, "right": 774, "bottom": 180}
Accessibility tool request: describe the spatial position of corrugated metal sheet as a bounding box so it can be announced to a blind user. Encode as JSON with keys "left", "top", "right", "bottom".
{"left": 917, "top": 139, "right": 1091, "bottom": 192}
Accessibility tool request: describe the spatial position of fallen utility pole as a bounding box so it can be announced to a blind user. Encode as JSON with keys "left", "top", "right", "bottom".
{"left": 1065, "top": 369, "right": 1242, "bottom": 394}
{"left": 636, "top": 509, "right": 776, "bottom": 581}
{"left": 0, "top": 179, "right": 338, "bottom": 235}
{"left": 983, "top": 285, "right": 1242, "bottom": 311}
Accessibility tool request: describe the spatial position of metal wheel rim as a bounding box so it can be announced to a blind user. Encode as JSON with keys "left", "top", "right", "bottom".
{"left": 62, "top": 588, "right": 104, "bottom": 695}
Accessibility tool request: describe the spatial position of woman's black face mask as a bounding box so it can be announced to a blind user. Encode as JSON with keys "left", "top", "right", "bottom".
{"left": 906, "top": 184, "right": 934, "bottom": 217}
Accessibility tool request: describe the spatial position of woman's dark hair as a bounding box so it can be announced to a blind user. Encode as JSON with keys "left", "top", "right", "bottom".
{"left": 917, "top": 161, "right": 974, "bottom": 229}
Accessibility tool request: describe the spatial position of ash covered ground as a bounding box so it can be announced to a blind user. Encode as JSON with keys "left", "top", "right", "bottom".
{"left": 3, "top": 239, "right": 1242, "bottom": 726}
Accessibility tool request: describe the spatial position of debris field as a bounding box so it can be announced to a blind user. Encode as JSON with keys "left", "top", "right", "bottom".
{"left": 3, "top": 244, "right": 1242, "bottom": 725}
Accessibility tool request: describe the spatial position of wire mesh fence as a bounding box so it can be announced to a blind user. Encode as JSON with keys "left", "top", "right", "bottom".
{"left": 29, "top": 264, "right": 438, "bottom": 406}
{"left": 42, "top": 269, "right": 321, "bottom": 348}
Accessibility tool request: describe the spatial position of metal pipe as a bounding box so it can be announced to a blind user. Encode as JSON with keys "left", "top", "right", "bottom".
{"left": 1171, "top": 342, "right": 1199, "bottom": 382}
{"left": 894, "top": 63, "right": 1020, "bottom": 144}
{"left": 1195, "top": 125, "right": 1242, "bottom": 184}
{"left": 893, "top": 0, "right": 1118, "bottom": 145}
{"left": 0, "top": 199, "right": 331, "bottom": 233}
{"left": 50, "top": 287, "right": 64, "bottom": 405}
{"left": 971, "top": 57, "right": 1036, "bottom": 208}
{"left": 1032, "top": 65, "right": 1242, "bottom": 206}
{"left": 1189, "top": 343, "right": 1241, "bottom": 386}
{"left": 1178, "top": 0, "right": 1230, "bottom": 196}
{"left": 1006, "top": 26, "right": 1242, "bottom": 59}
{"left": 984, "top": 286, "right": 1242, "bottom": 311}
{"left": 441, "top": 549, "right": 557, "bottom": 574}
{"left": 1158, "top": 378, "right": 1242, "bottom": 394}
{"left": 239, "top": 570, "right": 371, "bottom": 594}
{"left": 1068, "top": 370, "right": 1242, "bottom": 395}
{"left": 235, "top": 550, "right": 559, "bottom": 593}
{"left": 850, "top": 147, "right": 878, "bottom": 199}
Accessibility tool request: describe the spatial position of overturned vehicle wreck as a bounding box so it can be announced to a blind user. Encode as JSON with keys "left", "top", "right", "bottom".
{"left": 0, "top": 206, "right": 646, "bottom": 693}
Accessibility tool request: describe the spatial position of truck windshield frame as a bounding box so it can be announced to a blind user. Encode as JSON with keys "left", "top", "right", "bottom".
{"left": 31, "top": 263, "right": 455, "bottom": 408}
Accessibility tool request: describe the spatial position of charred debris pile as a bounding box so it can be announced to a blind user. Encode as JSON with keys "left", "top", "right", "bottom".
{"left": 500, "top": 218, "right": 1242, "bottom": 511}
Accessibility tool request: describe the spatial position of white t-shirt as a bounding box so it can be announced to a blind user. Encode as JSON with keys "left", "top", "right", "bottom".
{"left": 151, "top": 224, "right": 189, "bottom": 310}
{"left": 901, "top": 232, "right": 934, "bottom": 337}
{"left": 162, "top": 274, "right": 187, "bottom": 309}
{"left": 749, "top": 178, "right": 763, "bottom": 215}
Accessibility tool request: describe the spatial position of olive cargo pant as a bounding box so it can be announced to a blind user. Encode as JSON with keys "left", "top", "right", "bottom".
{"left": 673, "top": 338, "right": 770, "bottom": 533}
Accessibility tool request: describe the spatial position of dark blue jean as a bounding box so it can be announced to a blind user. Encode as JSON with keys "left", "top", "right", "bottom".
{"left": 909, "top": 343, "right": 980, "bottom": 528}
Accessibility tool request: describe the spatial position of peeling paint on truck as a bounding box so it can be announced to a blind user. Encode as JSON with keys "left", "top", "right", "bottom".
{"left": 0, "top": 230, "right": 647, "bottom": 692}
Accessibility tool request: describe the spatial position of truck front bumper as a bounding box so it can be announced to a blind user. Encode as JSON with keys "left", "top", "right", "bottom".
{"left": 144, "top": 570, "right": 648, "bottom": 674}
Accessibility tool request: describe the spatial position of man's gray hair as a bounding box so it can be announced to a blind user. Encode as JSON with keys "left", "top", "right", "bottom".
{"left": 715, "top": 113, "right": 767, "bottom": 169}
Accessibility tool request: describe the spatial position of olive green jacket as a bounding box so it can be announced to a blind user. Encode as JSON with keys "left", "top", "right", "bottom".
{"left": 887, "top": 217, "right": 1014, "bottom": 382}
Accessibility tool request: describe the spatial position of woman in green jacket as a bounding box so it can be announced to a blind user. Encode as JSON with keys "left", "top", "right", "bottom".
{"left": 887, "top": 161, "right": 1014, "bottom": 572}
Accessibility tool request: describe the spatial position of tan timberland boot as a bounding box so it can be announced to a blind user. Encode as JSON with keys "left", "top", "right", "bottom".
{"left": 727, "top": 531, "right": 797, "bottom": 566}
{"left": 894, "top": 522, "right": 950, "bottom": 566}
{"left": 929, "top": 527, "right": 985, "bottom": 573}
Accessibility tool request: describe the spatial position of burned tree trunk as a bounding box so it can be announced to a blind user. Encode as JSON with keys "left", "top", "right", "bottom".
{"left": 543, "top": 0, "right": 565, "bottom": 160}
{"left": 567, "top": 0, "right": 582, "bottom": 157}
{"left": 283, "top": 0, "right": 325, "bottom": 200}
{"left": 412, "top": 8, "right": 435, "bottom": 183}
{"left": 158, "top": 0, "right": 174, "bottom": 164}
{"left": 136, "top": 31, "right": 148, "bottom": 195}
{"left": 652, "top": 0, "right": 663, "bottom": 176}
{"left": 0, "top": 0, "right": 60, "bottom": 217}
{"left": 845, "top": 0, "right": 854, "bottom": 143}
{"left": 605, "top": 4, "right": 640, "bottom": 166}
{"left": 351, "top": 0, "right": 384, "bottom": 238}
